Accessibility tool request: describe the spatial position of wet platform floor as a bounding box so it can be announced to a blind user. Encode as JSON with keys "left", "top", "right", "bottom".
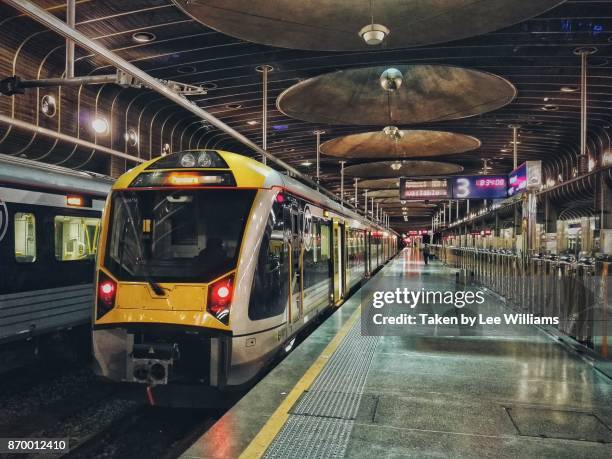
{"left": 183, "top": 249, "right": 612, "bottom": 459}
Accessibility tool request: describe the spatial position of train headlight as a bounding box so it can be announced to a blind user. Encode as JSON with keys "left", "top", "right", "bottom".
{"left": 147, "top": 150, "right": 228, "bottom": 170}
{"left": 97, "top": 271, "right": 117, "bottom": 320}
{"left": 207, "top": 274, "right": 234, "bottom": 325}
{"left": 180, "top": 153, "right": 197, "bottom": 168}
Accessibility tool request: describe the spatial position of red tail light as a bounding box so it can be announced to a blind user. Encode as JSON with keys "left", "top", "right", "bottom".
{"left": 207, "top": 274, "right": 234, "bottom": 325}
{"left": 96, "top": 271, "right": 117, "bottom": 320}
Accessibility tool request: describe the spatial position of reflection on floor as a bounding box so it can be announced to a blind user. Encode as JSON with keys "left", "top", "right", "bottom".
{"left": 349, "top": 248, "right": 612, "bottom": 458}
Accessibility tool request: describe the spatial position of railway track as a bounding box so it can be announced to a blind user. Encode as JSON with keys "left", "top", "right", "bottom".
{"left": 63, "top": 405, "right": 220, "bottom": 459}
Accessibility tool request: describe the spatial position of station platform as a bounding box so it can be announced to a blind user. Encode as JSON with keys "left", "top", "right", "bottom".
{"left": 182, "top": 249, "right": 612, "bottom": 459}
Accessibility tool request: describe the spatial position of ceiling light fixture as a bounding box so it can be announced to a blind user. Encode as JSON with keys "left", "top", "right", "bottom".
{"left": 359, "top": 3, "right": 389, "bottom": 46}
{"left": 301, "top": 160, "right": 313, "bottom": 167}
{"left": 177, "top": 65, "right": 197, "bottom": 74}
{"left": 390, "top": 161, "right": 402, "bottom": 171}
{"left": 41, "top": 94, "right": 56, "bottom": 117}
{"left": 246, "top": 120, "right": 258, "bottom": 125}
{"left": 132, "top": 31, "right": 156, "bottom": 43}
{"left": 383, "top": 125, "right": 404, "bottom": 141}
{"left": 359, "top": 23, "right": 390, "bottom": 45}
{"left": 560, "top": 86, "right": 578, "bottom": 93}
{"left": 124, "top": 128, "right": 138, "bottom": 147}
{"left": 380, "top": 68, "right": 403, "bottom": 92}
{"left": 542, "top": 104, "right": 559, "bottom": 111}
{"left": 225, "top": 103, "right": 242, "bottom": 110}
{"left": 91, "top": 116, "right": 109, "bottom": 135}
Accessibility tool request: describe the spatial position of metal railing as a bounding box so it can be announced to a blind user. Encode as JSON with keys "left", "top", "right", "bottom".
{"left": 431, "top": 245, "right": 611, "bottom": 363}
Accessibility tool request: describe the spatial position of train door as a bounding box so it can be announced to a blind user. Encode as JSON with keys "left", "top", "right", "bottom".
{"left": 286, "top": 203, "right": 303, "bottom": 326}
{"left": 332, "top": 220, "right": 345, "bottom": 304}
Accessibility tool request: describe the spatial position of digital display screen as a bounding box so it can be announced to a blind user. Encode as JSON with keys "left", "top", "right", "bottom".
{"left": 451, "top": 176, "right": 508, "bottom": 199}
{"left": 400, "top": 179, "right": 450, "bottom": 200}
{"left": 508, "top": 163, "right": 527, "bottom": 196}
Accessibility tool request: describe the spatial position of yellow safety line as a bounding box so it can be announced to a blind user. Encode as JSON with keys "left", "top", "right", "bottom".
{"left": 239, "top": 306, "right": 361, "bottom": 459}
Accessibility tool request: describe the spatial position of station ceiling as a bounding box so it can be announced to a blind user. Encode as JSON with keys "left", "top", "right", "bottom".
{"left": 0, "top": 0, "right": 611, "bottom": 229}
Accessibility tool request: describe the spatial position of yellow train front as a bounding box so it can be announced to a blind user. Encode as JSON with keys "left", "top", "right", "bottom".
{"left": 93, "top": 150, "right": 396, "bottom": 388}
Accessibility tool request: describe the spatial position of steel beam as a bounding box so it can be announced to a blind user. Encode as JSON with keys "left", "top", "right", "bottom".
{"left": 0, "top": 113, "right": 144, "bottom": 163}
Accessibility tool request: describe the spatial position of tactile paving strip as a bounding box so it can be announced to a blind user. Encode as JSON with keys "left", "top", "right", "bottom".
{"left": 264, "top": 319, "right": 379, "bottom": 458}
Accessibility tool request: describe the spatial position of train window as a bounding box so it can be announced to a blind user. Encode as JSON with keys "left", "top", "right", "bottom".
{"left": 105, "top": 189, "right": 255, "bottom": 282}
{"left": 249, "top": 201, "right": 288, "bottom": 320}
{"left": 14, "top": 212, "right": 36, "bottom": 263}
{"left": 320, "top": 223, "right": 330, "bottom": 261}
{"left": 54, "top": 216, "right": 101, "bottom": 261}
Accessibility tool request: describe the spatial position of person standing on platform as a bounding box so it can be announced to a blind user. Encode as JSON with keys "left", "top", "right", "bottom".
{"left": 422, "top": 243, "right": 430, "bottom": 265}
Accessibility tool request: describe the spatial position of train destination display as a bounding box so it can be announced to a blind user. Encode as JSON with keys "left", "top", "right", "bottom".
{"left": 399, "top": 179, "right": 450, "bottom": 200}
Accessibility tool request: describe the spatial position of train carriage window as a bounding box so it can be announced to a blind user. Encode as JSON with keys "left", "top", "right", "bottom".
{"left": 320, "top": 223, "right": 330, "bottom": 261}
{"left": 14, "top": 212, "right": 36, "bottom": 263}
{"left": 249, "top": 201, "right": 288, "bottom": 320}
{"left": 54, "top": 216, "right": 100, "bottom": 261}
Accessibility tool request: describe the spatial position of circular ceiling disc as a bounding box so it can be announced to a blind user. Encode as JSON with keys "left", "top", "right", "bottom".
{"left": 359, "top": 178, "right": 402, "bottom": 190}
{"left": 368, "top": 189, "right": 400, "bottom": 199}
{"left": 344, "top": 160, "right": 463, "bottom": 178}
{"left": 277, "top": 65, "right": 516, "bottom": 126}
{"left": 173, "top": 0, "right": 564, "bottom": 51}
{"left": 321, "top": 130, "right": 481, "bottom": 159}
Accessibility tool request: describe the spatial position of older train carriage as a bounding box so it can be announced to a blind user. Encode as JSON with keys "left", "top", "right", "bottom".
{"left": 0, "top": 154, "right": 112, "bottom": 345}
{"left": 93, "top": 150, "right": 397, "bottom": 388}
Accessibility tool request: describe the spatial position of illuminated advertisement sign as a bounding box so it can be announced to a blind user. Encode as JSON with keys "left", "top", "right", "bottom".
{"left": 400, "top": 179, "right": 450, "bottom": 200}
{"left": 451, "top": 176, "right": 508, "bottom": 199}
{"left": 508, "top": 161, "right": 542, "bottom": 196}
{"left": 508, "top": 163, "right": 527, "bottom": 196}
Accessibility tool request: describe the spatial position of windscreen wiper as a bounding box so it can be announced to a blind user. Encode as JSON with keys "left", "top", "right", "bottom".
{"left": 147, "top": 278, "right": 166, "bottom": 296}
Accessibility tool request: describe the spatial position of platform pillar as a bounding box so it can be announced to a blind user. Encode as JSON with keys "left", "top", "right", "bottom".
{"left": 521, "top": 192, "right": 538, "bottom": 255}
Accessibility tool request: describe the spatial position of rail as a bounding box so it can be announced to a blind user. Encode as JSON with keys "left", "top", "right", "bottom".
{"left": 430, "top": 245, "right": 611, "bottom": 364}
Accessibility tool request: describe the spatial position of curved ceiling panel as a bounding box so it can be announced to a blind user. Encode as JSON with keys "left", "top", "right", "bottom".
{"left": 321, "top": 130, "right": 481, "bottom": 159}
{"left": 344, "top": 160, "right": 463, "bottom": 178}
{"left": 277, "top": 65, "right": 516, "bottom": 126}
{"left": 173, "top": 0, "right": 564, "bottom": 51}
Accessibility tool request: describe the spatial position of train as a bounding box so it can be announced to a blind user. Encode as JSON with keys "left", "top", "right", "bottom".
{"left": 0, "top": 153, "right": 112, "bottom": 347}
{"left": 92, "top": 149, "right": 397, "bottom": 388}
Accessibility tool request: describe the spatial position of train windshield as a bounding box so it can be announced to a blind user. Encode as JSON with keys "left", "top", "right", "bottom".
{"left": 105, "top": 189, "right": 255, "bottom": 283}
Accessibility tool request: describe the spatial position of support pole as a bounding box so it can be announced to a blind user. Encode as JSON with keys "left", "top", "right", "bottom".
{"left": 354, "top": 178, "right": 359, "bottom": 209}
{"left": 257, "top": 65, "right": 272, "bottom": 164}
{"left": 339, "top": 161, "right": 346, "bottom": 206}
{"left": 314, "top": 130, "right": 324, "bottom": 187}
{"left": 65, "top": 0, "right": 75, "bottom": 79}
{"left": 575, "top": 47, "right": 596, "bottom": 175}
{"left": 509, "top": 124, "right": 521, "bottom": 170}
{"left": 364, "top": 189, "right": 368, "bottom": 215}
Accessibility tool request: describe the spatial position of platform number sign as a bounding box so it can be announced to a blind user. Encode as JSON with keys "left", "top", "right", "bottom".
{"left": 451, "top": 176, "right": 508, "bottom": 200}
{"left": 454, "top": 178, "right": 471, "bottom": 199}
{"left": 0, "top": 199, "right": 7, "bottom": 242}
